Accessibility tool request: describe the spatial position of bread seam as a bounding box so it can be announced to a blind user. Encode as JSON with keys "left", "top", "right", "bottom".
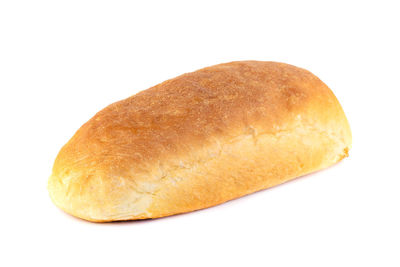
{"left": 129, "top": 118, "right": 349, "bottom": 219}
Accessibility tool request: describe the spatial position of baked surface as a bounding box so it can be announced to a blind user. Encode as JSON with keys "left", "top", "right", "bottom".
{"left": 48, "top": 61, "right": 352, "bottom": 222}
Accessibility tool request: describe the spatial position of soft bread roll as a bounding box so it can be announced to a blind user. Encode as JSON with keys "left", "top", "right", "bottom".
{"left": 48, "top": 61, "right": 351, "bottom": 222}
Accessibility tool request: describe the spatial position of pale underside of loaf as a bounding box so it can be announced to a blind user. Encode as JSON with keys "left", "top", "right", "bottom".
{"left": 48, "top": 61, "right": 352, "bottom": 222}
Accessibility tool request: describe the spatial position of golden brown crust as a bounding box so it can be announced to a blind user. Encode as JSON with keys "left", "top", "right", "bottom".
{"left": 48, "top": 61, "right": 352, "bottom": 222}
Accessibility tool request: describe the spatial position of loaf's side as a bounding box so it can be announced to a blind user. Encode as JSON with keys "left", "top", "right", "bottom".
{"left": 48, "top": 61, "right": 352, "bottom": 222}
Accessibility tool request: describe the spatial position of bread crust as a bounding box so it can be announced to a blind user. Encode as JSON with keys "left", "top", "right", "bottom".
{"left": 48, "top": 61, "right": 352, "bottom": 222}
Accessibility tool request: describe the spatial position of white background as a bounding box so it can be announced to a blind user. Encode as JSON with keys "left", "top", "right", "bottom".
{"left": 1, "top": 0, "right": 399, "bottom": 266}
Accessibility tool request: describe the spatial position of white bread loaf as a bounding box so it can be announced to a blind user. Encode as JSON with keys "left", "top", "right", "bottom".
{"left": 48, "top": 61, "right": 352, "bottom": 222}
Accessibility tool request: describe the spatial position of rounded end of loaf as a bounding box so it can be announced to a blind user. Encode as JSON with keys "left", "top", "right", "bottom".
{"left": 48, "top": 166, "right": 153, "bottom": 222}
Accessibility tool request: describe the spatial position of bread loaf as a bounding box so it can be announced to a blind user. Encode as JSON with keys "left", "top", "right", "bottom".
{"left": 48, "top": 61, "right": 352, "bottom": 222}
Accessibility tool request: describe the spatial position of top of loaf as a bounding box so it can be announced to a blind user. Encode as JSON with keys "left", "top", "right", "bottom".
{"left": 53, "top": 61, "right": 341, "bottom": 178}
